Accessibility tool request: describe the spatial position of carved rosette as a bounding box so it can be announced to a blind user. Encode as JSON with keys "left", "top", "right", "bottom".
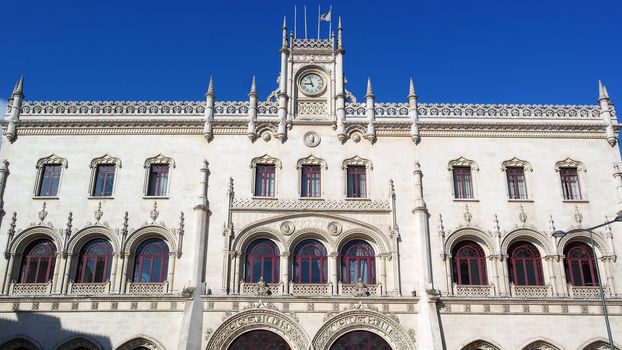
{"left": 327, "top": 222, "right": 343, "bottom": 236}
{"left": 280, "top": 221, "right": 295, "bottom": 236}
{"left": 206, "top": 309, "right": 310, "bottom": 350}
{"left": 312, "top": 309, "right": 415, "bottom": 350}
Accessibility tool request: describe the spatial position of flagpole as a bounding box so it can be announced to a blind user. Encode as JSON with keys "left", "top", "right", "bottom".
{"left": 294, "top": 5, "right": 297, "bottom": 39}
{"left": 329, "top": 6, "right": 332, "bottom": 36}
{"left": 304, "top": 5, "right": 307, "bottom": 39}
{"left": 317, "top": 5, "right": 321, "bottom": 39}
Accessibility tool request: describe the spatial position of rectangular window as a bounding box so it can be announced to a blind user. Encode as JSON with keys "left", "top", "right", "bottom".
{"left": 506, "top": 167, "right": 527, "bottom": 199}
{"left": 560, "top": 168, "right": 581, "bottom": 200}
{"left": 301, "top": 165, "right": 321, "bottom": 197}
{"left": 254, "top": 164, "right": 275, "bottom": 197}
{"left": 346, "top": 166, "right": 367, "bottom": 198}
{"left": 37, "top": 165, "right": 62, "bottom": 196}
{"left": 147, "top": 164, "right": 169, "bottom": 196}
{"left": 93, "top": 164, "right": 116, "bottom": 196}
{"left": 452, "top": 166, "right": 473, "bottom": 199}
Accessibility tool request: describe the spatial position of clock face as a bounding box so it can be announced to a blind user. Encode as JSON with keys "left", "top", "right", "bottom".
{"left": 300, "top": 73, "right": 325, "bottom": 95}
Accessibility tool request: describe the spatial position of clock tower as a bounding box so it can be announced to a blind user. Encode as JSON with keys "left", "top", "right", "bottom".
{"left": 275, "top": 16, "right": 347, "bottom": 139}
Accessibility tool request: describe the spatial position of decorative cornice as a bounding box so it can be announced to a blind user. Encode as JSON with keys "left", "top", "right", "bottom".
{"left": 231, "top": 198, "right": 391, "bottom": 212}
{"left": 501, "top": 157, "right": 532, "bottom": 171}
{"left": 555, "top": 157, "right": 586, "bottom": 172}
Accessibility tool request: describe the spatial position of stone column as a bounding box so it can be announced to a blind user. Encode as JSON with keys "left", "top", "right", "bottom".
{"left": 167, "top": 253, "right": 176, "bottom": 292}
{"left": 603, "top": 257, "right": 616, "bottom": 296}
{"left": 501, "top": 254, "right": 511, "bottom": 296}
{"left": 443, "top": 255, "right": 453, "bottom": 295}
{"left": 120, "top": 253, "right": 129, "bottom": 293}
{"left": 544, "top": 255, "right": 558, "bottom": 296}
{"left": 0, "top": 160, "right": 10, "bottom": 214}
{"left": 556, "top": 256, "right": 569, "bottom": 297}
{"left": 232, "top": 252, "right": 240, "bottom": 294}
{"left": 3, "top": 254, "right": 15, "bottom": 294}
{"left": 51, "top": 252, "right": 63, "bottom": 293}
{"left": 329, "top": 252, "right": 338, "bottom": 295}
{"left": 63, "top": 254, "right": 74, "bottom": 294}
{"left": 378, "top": 254, "right": 387, "bottom": 295}
{"left": 110, "top": 252, "right": 119, "bottom": 292}
{"left": 281, "top": 252, "right": 290, "bottom": 294}
{"left": 488, "top": 255, "right": 502, "bottom": 296}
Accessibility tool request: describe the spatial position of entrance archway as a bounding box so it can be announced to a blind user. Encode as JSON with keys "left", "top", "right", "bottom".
{"left": 330, "top": 330, "right": 392, "bottom": 350}
{"left": 228, "top": 330, "right": 291, "bottom": 350}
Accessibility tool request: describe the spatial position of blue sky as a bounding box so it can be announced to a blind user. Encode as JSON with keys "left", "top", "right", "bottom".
{"left": 0, "top": 0, "right": 620, "bottom": 107}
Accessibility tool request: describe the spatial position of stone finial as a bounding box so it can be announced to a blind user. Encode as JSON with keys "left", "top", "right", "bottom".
{"left": 438, "top": 214, "right": 446, "bottom": 238}
{"left": 122, "top": 212, "right": 129, "bottom": 237}
{"left": 599, "top": 80, "right": 610, "bottom": 102}
{"left": 205, "top": 77, "right": 215, "bottom": 98}
{"left": 282, "top": 16, "right": 287, "bottom": 29}
{"left": 463, "top": 204, "right": 472, "bottom": 225}
{"left": 12, "top": 76, "right": 24, "bottom": 97}
{"left": 249, "top": 76, "right": 257, "bottom": 97}
{"left": 548, "top": 215, "right": 556, "bottom": 233}
{"left": 408, "top": 78, "right": 417, "bottom": 99}
{"left": 574, "top": 206, "right": 583, "bottom": 226}
{"left": 518, "top": 205, "right": 527, "bottom": 227}
{"left": 365, "top": 77, "right": 374, "bottom": 98}
{"left": 493, "top": 214, "right": 501, "bottom": 235}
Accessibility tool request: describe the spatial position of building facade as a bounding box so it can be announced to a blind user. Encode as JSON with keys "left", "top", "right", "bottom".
{"left": 0, "top": 15, "right": 621, "bottom": 350}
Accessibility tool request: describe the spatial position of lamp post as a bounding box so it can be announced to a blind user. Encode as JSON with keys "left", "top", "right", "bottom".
{"left": 552, "top": 212, "right": 622, "bottom": 350}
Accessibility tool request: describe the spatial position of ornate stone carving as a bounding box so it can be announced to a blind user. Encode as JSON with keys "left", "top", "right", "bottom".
{"left": 448, "top": 157, "right": 479, "bottom": 171}
{"left": 206, "top": 309, "right": 310, "bottom": 350}
{"left": 144, "top": 153, "right": 175, "bottom": 168}
{"left": 36, "top": 154, "right": 68, "bottom": 169}
{"left": 150, "top": 202, "right": 159, "bottom": 224}
{"left": 94, "top": 201, "right": 103, "bottom": 224}
{"left": 313, "top": 309, "right": 415, "bottom": 350}
{"left": 555, "top": 157, "right": 586, "bottom": 172}
{"left": 501, "top": 157, "right": 532, "bottom": 171}
{"left": 327, "top": 222, "right": 343, "bottom": 236}
{"left": 255, "top": 277, "right": 271, "bottom": 296}
{"left": 303, "top": 131, "right": 321, "bottom": 147}
{"left": 296, "top": 155, "right": 327, "bottom": 169}
{"left": 90, "top": 154, "right": 122, "bottom": 168}
{"left": 117, "top": 338, "right": 162, "bottom": 350}
{"left": 461, "top": 340, "right": 501, "bottom": 350}
{"left": 342, "top": 155, "right": 373, "bottom": 170}
{"left": 522, "top": 341, "right": 561, "bottom": 350}
{"left": 38, "top": 202, "right": 48, "bottom": 224}
{"left": 298, "top": 101, "right": 328, "bottom": 117}
{"left": 232, "top": 198, "right": 390, "bottom": 212}
{"left": 250, "top": 154, "right": 282, "bottom": 169}
{"left": 279, "top": 221, "right": 295, "bottom": 235}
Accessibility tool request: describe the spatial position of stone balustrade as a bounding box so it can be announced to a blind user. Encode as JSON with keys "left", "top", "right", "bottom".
{"left": 453, "top": 284, "right": 495, "bottom": 297}
{"left": 126, "top": 281, "right": 169, "bottom": 294}
{"left": 9, "top": 281, "right": 53, "bottom": 296}
{"left": 67, "top": 281, "right": 111, "bottom": 295}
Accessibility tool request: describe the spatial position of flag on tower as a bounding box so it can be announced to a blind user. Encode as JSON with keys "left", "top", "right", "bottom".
{"left": 320, "top": 9, "right": 332, "bottom": 22}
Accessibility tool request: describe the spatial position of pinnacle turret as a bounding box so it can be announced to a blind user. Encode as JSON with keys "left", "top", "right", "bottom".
{"left": 409, "top": 78, "right": 417, "bottom": 98}
{"left": 12, "top": 76, "right": 24, "bottom": 97}
{"left": 249, "top": 76, "right": 257, "bottom": 97}
{"left": 365, "top": 77, "right": 374, "bottom": 98}
{"left": 205, "top": 77, "right": 215, "bottom": 98}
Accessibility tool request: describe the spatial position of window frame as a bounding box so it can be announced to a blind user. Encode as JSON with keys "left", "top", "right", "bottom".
{"left": 293, "top": 239, "right": 328, "bottom": 284}
{"left": 250, "top": 154, "right": 281, "bottom": 198}
{"left": 143, "top": 154, "right": 175, "bottom": 198}
{"left": 88, "top": 154, "right": 122, "bottom": 198}
{"left": 448, "top": 157, "right": 478, "bottom": 200}
{"left": 33, "top": 154, "right": 68, "bottom": 198}
{"left": 19, "top": 239, "right": 57, "bottom": 284}
{"left": 132, "top": 238, "right": 170, "bottom": 283}
{"left": 555, "top": 158, "right": 587, "bottom": 201}
{"left": 244, "top": 239, "right": 281, "bottom": 283}
{"left": 508, "top": 241, "right": 544, "bottom": 286}
{"left": 564, "top": 242, "right": 599, "bottom": 287}
{"left": 75, "top": 239, "right": 114, "bottom": 283}
{"left": 340, "top": 240, "right": 376, "bottom": 284}
{"left": 451, "top": 241, "right": 488, "bottom": 286}
{"left": 342, "top": 156, "right": 373, "bottom": 199}
{"left": 297, "top": 155, "right": 327, "bottom": 198}
{"left": 501, "top": 158, "right": 532, "bottom": 201}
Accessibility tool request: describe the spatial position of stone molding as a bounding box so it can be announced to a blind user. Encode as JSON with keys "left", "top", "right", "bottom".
{"left": 448, "top": 156, "right": 479, "bottom": 171}
{"left": 143, "top": 154, "right": 175, "bottom": 168}
{"left": 116, "top": 336, "right": 164, "bottom": 350}
{"left": 296, "top": 154, "right": 327, "bottom": 170}
{"left": 555, "top": 157, "right": 586, "bottom": 172}
{"left": 124, "top": 225, "right": 177, "bottom": 255}
{"left": 341, "top": 155, "right": 373, "bottom": 170}
{"left": 206, "top": 308, "right": 311, "bottom": 350}
{"left": 460, "top": 340, "right": 502, "bottom": 350}
{"left": 35, "top": 154, "right": 68, "bottom": 169}
{"left": 501, "top": 157, "right": 532, "bottom": 172}
{"left": 89, "top": 154, "right": 122, "bottom": 169}
{"left": 250, "top": 154, "right": 282, "bottom": 169}
{"left": 231, "top": 198, "right": 390, "bottom": 212}
{"left": 312, "top": 308, "right": 416, "bottom": 350}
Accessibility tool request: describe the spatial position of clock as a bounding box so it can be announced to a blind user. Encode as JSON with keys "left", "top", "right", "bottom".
{"left": 299, "top": 73, "right": 325, "bottom": 95}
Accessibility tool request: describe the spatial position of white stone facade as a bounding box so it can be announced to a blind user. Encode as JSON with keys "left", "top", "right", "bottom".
{"left": 0, "top": 16, "right": 621, "bottom": 350}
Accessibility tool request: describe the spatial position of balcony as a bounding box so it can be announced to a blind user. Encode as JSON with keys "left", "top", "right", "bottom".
{"left": 453, "top": 284, "right": 495, "bottom": 297}
{"left": 126, "top": 281, "right": 169, "bottom": 294}
{"left": 510, "top": 283, "right": 552, "bottom": 298}
{"left": 9, "top": 281, "right": 53, "bottom": 296}
{"left": 67, "top": 281, "right": 111, "bottom": 295}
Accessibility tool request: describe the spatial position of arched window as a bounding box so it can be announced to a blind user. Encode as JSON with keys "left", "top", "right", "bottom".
{"left": 245, "top": 239, "right": 280, "bottom": 283}
{"left": 293, "top": 239, "right": 327, "bottom": 284}
{"left": 330, "top": 331, "right": 392, "bottom": 350}
{"left": 19, "top": 239, "right": 57, "bottom": 283}
{"left": 341, "top": 240, "right": 375, "bottom": 284}
{"left": 229, "top": 330, "right": 291, "bottom": 350}
{"left": 76, "top": 239, "right": 113, "bottom": 283}
{"left": 508, "top": 241, "right": 543, "bottom": 286}
{"left": 564, "top": 242, "right": 598, "bottom": 286}
{"left": 451, "top": 241, "right": 488, "bottom": 285}
{"left": 133, "top": 238, "right": 169, "bottom": 283}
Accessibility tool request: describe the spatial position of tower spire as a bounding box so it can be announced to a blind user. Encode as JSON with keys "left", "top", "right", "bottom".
{"left": 282, "top": 16, "right": 288, "bottom": 48}
{"left": 12, "top": 75, "right": 24, "bottom": 97}
{"left": 409, "top": 78, "right": 416, "bottom": 98}
{"left": 205, "top": 77, "right": 214, "bottom": 97}
{"left": 599, "top": 80, "right": 610, "bottom": 101}
{"left": 337, "top": 16, "right": 343, "bottom": 50}
{"left": 409, "top": 78, "right": 420, "bottom": 144}
{"left": 365, "top": 77, "right": 374, "bottom": 98}
{"left": 249, "top": 75, "right": 257, "bottom": 96}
